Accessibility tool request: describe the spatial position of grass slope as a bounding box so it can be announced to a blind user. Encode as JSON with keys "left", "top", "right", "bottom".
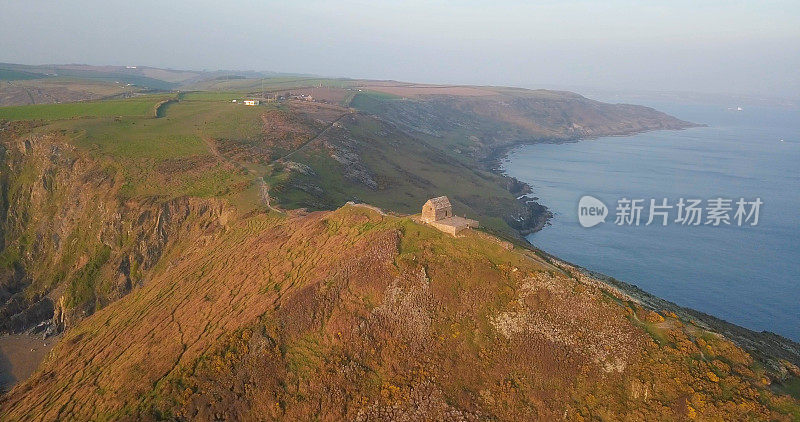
{"left": 348, "top": 90, "right": 403, "bottom": 113}
{"left": 1, "top": 206, "right": 797, "bottom": 420}
{"left": 272, "top": 113, "right": 519, "bottom": 234}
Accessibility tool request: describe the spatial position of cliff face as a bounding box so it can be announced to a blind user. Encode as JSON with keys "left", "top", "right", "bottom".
{"left": 1, "top": 205, "right": 798, "bottom": 420}
{"left": 349, "top": 89, "right": 697, "bottom": 165}
{"left": 0, "top": 127, "right": 233, "bottom": 335}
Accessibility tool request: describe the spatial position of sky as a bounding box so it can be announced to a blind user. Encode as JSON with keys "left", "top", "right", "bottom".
{"left": 1, "top": 0, "right": 799, "bottom": 98}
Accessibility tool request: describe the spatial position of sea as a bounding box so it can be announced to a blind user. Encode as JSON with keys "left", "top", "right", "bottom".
{"left": 502, "top": 97, "right": 800, "bottom": 341}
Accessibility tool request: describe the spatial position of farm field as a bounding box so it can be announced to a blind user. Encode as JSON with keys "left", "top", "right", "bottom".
{"left": 1, "top": 92, "right": 279, "bottom": 201}
{"left": 0, "top": 95, "right": 172, "bottom": 121}
{"left": 61, "top": 96, "right": 272, "bottom": 200}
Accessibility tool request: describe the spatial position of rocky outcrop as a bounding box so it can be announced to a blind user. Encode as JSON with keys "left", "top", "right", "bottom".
{"left": 506, "top": 198, "right": 553, "bottom": 235}
{"left": 322, "top": 120, "right": 378, "bottom": 190}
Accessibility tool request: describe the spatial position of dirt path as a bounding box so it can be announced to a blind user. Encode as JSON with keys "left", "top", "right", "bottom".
{"left": 201, "top": 136, "right": 248, "bottom": 173}
{"left": 201, "top": 109, "right": 351, "bottom": 212}
{"left": 201, "top": 136, "right": 278, "bottom": 212}
{"left": 256, "top": 110, "right": 351, "bottom": 211}
{"left": 345, "top": 201, "right": 386, "bottom": 215}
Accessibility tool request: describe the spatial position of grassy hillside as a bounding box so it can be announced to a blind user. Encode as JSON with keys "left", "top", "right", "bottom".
{"left": 348, "top": 90, "right": 403, "bottom": 113}
{"left": 346, "top": 85, "right": 697, "bottom": 165}
{"left": 0, "top": 89, "right": 531, "bottom": 234}
{"left": 269, "top": 112, "right": 521, "bottom": 234}
{"left": 1, "top": 205, "right": 797, "bottom": 420}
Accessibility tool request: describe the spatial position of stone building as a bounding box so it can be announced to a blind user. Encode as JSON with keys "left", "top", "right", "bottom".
{"left": 421, "top": 196, "right": 453, "bottom": 222}
{"left": 421, "top": 196, "right": 478, "bottom": 236}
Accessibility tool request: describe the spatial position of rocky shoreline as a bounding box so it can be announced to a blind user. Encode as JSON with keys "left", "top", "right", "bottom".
{"left": 485, "top": 128, "right": 800, "bottom": 379}
{"left": 555, "top": 254, "right": 800, "bottom": 372}
{"left": 487, "top": 122, "right": 702, "bottom": 240}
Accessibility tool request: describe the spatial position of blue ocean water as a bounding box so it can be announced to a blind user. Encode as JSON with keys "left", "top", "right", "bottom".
{"left": 503, "top": 101, "right": 800, "bottom": 341}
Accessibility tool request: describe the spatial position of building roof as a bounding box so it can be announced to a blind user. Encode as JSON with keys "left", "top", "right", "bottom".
{"left": 426, "top": 196, "right": 451, "bottom": 210}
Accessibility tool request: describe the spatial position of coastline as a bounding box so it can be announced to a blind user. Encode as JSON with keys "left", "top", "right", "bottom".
{"left": 488, "top": 122, "right": 702, "bottom": 239}
{"left": 490, "top": 123, "right": 800, "bottom": 374}
{"left": 551, "top": 251, "right": 800, "bottom": 371}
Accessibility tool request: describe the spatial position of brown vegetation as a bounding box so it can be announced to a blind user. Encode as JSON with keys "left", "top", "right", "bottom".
{"left": 1, "top": 205, "right": 797, "bottom": 420}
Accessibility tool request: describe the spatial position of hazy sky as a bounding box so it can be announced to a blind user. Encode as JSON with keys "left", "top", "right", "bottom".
{"left": 2, "top": 0, "right": 799, "bottom": 98}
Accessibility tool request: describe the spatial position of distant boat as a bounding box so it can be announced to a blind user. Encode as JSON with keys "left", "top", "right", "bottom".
{"left": 780, "top": 139, "right": 785, "bottom": 142}
{"left": 737, "top": 106, "right": 743, "bottom": 111}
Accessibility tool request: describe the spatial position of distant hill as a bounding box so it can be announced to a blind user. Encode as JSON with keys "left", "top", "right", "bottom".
{"left": 0, "top": 63, "right": 313, "bottom": 106}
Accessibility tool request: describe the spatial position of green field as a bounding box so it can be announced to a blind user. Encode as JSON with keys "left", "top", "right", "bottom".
{"left": 46, "top": 68, "right": 178, "bottom": 90}
{"left": 0, "top": 95, "right": 172, "bottom": 121}
{"left": 0, "top": 68, "right": 49, "bottom": 81}
{"left": 69, "top": 100, "right": 266, "bottom": 156}
{"left": 61, "top": 97, "right": 273, "bottom": 199}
